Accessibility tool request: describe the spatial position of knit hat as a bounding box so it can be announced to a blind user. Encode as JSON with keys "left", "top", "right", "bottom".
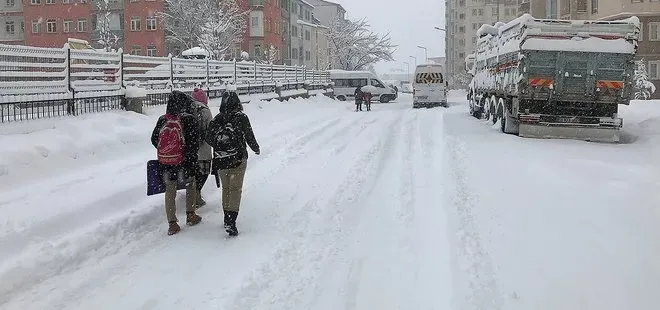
{"left": 191, "top": 87, "right": 208, "bottom": 105}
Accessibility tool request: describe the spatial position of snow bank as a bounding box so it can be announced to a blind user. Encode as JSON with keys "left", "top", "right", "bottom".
{"left": 280, "top": 89, "right": 307, "bottom": 97}
{"left": 0, "top": 111, "right": 155, "bottom": 190}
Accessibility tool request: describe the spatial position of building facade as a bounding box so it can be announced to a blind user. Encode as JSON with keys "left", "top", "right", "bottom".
{"left": 123, "top": 0, "right": 165, "bottom": 56}
{"left": 445, "top": 0, "right": 519, "bottom": 86}
{"left": 519, "top": 0, "right": 660, "bottom": 98}
{"left": 305, "top": 0, "right": 344, "bottom": 69}
{"left": 22, "top": 0, "right": 93, "bottom": 48}
{"left": 240, "top": 0, "right": 283, "bottom": 63}
{"left": 0, "top": 0, "right": 25, "bottom": 44}
{"left": 280, "top": 0, "right": 291, "bottom": 64}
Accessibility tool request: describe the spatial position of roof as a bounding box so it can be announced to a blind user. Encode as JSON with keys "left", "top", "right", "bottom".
{"left": 299, "top": 0, "right": 314, "bottom": 8}
{"left": 308, "top": 0, "right": 345, "bottom": 13}
{"left": 597, "top": 12, "right": 660, "bottom": 21}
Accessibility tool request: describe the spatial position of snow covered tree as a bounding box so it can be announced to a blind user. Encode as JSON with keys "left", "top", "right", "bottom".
{"left": 160, "top": 0, "right": 247, "bottom": 59}
{"left": 634, "top": 59, "right": 657, "bottom": 100}
{"left": 328, "top": 17, "right": 396, "bottom": 71}
{"left": 264, "top": 45, "right": 278, "bottom": 64}
{"left": 240, "top": 51, "right": 250, "bottom": 61}
{"left": 95, "top": 0, "right": 119, "bottom": 52}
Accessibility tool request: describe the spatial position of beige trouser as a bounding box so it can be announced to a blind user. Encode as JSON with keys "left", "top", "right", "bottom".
{"left": 219, "top": 161, "right": 247, "bottom": 212}
{"left": 164, "top": 171, "right": 197, "bottom": 223}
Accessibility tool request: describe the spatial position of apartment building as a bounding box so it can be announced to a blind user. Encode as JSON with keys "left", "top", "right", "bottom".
{"left": 0, "top": 0, "right": 166, "bottom": 56}
{"left": 240, "top": 0, "right": 283, "bottom": 63}
{"left": 0, "top": 0, "right": 25, "bottom": 44}
{"left": 305, "top": 0, "right": 345, "bottom": 69}
{"left": 290, "top": 0, "right": 312, "bottom": 66}
{"left": 519, "top": 0, "right": 660, "bottom": 98}
{"left": 445, "top": 0, "right": 519, "bottom": 85}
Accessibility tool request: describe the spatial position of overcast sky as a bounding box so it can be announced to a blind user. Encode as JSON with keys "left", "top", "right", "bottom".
{"left": 331, "top": 0, "right": 446, "bottom": 74}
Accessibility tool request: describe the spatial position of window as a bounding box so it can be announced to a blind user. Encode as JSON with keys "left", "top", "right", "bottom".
{"left": 291, "top": 25, "right": 297, "bottom": 37}
{"left": 492, "top": 7, "right": 497, "bottom": 16}
{"left": 131, "top": 46, "right": 141, "bottom": 55}
{"left": 576, "top": 0, "right": 587, "bottom": 12}
{"left": 46, "top": 19, "right": 56, "bottom": 33}
{"left": 370, "top": 79, "right": 384, "bottom": 88}
{"left": 291, "top": 47, "right": 297, "bottom": 59}
{"left": 305, "top": 10, "right": 310, "bottom": 21}
{"left": 459, "top": 13, "right": 465, "bottom": 20}
{"left": 305, "top": 50, "right": 310, "bottom": 61}
{"left": 46, "top": 0, "right": 54, "bottom": 4}
{"left": 251, "top": 16, "right": 259, "bottom": 27}
{"left": 5, "top": 21, "right": 15, "bottom": 35}
{"left": 254, "top": 44, "right": 261, "bottom": 58}
{"left": 305, "top": 30, "right": 310, "bottom": 40}
{"left": 472, "top": 23, "right": 478, "bottom": 30}
{"left": 31, "top": 0, "right": 40, "bottom": 4}
{"left": 146, "top": 16, "right": 156, "bottom": 30}
{"left": 31, "top": 20, "right": 40, "bottom": 33}
{"left": 639, "top": 22, "right": 644, "bottom": 41}
{"left": 478, "top": 8, "right": 483, "bottom": 16}
{"left": 131, "top": 16, "right": 141, "bottom": 31}
{"left": 648, "top": 61, "right": 659, "bottom": 80}
{"left": 6, "top": 0, "right": 15, "bottom": 6}
{"left": 147, "top": 45, "right": 157, "bottom": 56}
{"left": 63, "top": 0, "right": 69, "bottom": 3}
{"left": 77, "top": 19, "right": 86, "bottom": 32}
{"left": 591, "top": 0, "right": 597, "bottom": 14}
{"left": 650, "top": 23, "right": 660, "bottom": 41}
{"left": 63, "top": 20, "right": 72, "bottom": 33}
{"left": 472, "top": 8, "right": 477, "bottom": 15}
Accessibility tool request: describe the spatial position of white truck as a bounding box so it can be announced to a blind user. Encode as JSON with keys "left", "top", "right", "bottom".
{"left": 465, "top": 14, "right": 640, "bottom": 143}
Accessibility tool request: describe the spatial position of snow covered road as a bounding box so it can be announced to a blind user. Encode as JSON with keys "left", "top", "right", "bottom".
{"left": 1, "top": 93, "right": 660, "bottom": 309}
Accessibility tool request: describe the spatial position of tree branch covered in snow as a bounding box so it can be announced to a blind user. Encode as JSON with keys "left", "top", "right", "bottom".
{"left": 159, "top": 0, "right": 247, "bottom": 59}
{"left": 634, "top": 59, "right": 656, "bottom": 100}
{"left": 328, "top": 17, "right": 396, "bottom": 71}
{"left": 95, "top": 0, "right": 119, "bottom": 52}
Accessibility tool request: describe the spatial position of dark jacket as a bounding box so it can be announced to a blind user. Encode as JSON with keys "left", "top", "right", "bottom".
{"left": 354, "top": 87, "right": 364, "bottom": 102}
{"left": 151, "top": 90, "right": 200, "bottom": 179}
{"left": 207, "top": 92, "right": 260, "bottom": 161}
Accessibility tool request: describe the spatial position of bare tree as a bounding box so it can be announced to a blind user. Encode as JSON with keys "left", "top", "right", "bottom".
{"left": 328, "top": 17, "right": 396, "bottom": 71}
{"left": 264, "top": 45, "right": 278, "bottom": 64}
{"left": 159, "top": 0, "right": 209, "bottom": 51}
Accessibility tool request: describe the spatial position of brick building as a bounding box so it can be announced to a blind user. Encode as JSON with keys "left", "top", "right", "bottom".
{"left": 0, "top": 0, "right": 166, "bottom": 56}
{"left": 239, "top": 0, "right": 283, "bottom": 63}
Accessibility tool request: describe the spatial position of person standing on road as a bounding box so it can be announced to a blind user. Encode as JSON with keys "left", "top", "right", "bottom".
{"left": 206, "top": 91, "right": 260, "bottom": 236}
{"left": 191, "top": 87, "right": 213, "bottom": 208}
{"left": 151, "top": 90, "right": 203, "bottom": 236}
{"left": 354, "top": 86, "right": 364, "bottom": 112}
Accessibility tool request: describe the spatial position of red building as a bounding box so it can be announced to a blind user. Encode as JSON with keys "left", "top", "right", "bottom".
{"left": 123, "top": 0, "right": 166, "bottom": 56}
{"left": 238, "top": 0, "right": 283, "bottom": 63}
{"left": 21, "top": 0, "right": 92, "bottom": 48}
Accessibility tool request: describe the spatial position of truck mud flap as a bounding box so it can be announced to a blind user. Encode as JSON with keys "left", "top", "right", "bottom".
{"left": 519, "top": 124, "right": 621, "bottom": 143}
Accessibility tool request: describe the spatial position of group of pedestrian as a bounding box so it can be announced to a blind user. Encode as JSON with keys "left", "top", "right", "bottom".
{"left": 354, "top": 86, "right": 373, "bottom": 112}
{"left": 151, "top": 87, "right": 260, "bottom": 237}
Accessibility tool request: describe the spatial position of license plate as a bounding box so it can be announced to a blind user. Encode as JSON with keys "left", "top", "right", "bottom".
{"left": 416, "top": 96, "right": 428, "bottom": 99}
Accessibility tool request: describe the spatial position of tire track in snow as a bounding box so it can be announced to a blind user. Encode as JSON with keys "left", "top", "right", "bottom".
{"left": 223, "top": 112, "right": 406, "bottom": 310}
{"left": 442, "top": 120, "right": 504, "bottom": 310}
{"left": 0, "top": 110, "right": 369, "bottom": 310}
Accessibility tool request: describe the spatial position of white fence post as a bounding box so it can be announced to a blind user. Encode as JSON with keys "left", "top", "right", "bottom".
{"left": 168, "top": 53, "right": 174, "bottom": 90}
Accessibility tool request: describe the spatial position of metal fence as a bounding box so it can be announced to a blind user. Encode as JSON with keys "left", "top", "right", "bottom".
{"left": 0, "top": 43, "right": 332, "bottom": 123}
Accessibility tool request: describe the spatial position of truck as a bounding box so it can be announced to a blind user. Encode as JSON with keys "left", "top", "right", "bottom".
{"left": 465, "top": 14, "right": 640, "bottom": 143}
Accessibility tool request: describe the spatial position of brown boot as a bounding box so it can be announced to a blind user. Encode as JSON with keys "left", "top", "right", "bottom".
{"left": 168, "top": 221, "right": 181, "bottom": 235}
{"left": 186, "top": 211, "right": 202, "bottom": 226}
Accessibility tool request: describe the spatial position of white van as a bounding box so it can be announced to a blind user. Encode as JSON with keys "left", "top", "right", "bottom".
{"left": 412, "top": 63, "right": 447, "bottom": 108}
{"left": 329, "top": 70, "right": 398, "bottom": 103}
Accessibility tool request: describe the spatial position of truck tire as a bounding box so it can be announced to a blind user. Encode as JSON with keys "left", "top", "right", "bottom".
{"left": 337, "top": 95, "right": 346, "bottom": 101}
{"left": 483, "top": 97, "right": 491, "bottom": 121}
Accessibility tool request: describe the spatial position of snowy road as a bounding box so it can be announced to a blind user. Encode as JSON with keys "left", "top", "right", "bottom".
{"left": 1, "top": 93, "right": 660, "bottom": 309}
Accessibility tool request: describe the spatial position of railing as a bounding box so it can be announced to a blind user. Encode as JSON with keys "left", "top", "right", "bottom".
{"left": 0, "top": 43, "right": 332, "bottom": 123}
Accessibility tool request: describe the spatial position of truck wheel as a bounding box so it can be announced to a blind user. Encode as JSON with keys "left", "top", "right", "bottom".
{"left": 337, "top": 95, "right": 346, "bottom": 101}
{"left": 490, "top": 96, "right": 499, "bottom": 125}
{"left": 483, "top": 97, "right": 491, "bottom": 121}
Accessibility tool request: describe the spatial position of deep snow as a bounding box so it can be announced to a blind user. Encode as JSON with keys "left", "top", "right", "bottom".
{"left": 1, "top": 92, "right": 659, "bottom": 309}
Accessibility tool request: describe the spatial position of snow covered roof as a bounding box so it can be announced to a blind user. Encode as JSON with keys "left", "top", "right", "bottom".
{"left": 297, "top": 19, "right": 329, "bottom": 29}
{"left": 299, "top": 0, "right": 314, "bottom": 8}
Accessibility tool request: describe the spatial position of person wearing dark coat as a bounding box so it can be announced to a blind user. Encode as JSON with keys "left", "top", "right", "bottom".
{"left": 151, "top": 90, "right": 202, "bottom": 235}
{"left": 206, "top": 91, "right": 260, "bottom": 236}
{"left": 354, "top": 86, "right": 364, "bottom": 112}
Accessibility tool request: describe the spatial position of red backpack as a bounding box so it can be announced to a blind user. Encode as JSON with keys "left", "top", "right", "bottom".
{"left": 157, "top": 114, "right": 185, "bottom": 165}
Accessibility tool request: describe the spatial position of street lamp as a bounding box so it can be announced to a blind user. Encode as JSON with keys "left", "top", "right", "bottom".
{"left": 403, "top": 61, "right": 410, "bottom": 79}
{"left": 417, "top": 45, "right": 428, "bottom": 63}
{"left": 434, "top": 26, "right": 447, "bottom": 32}
{"left": 409, "top": 55, "right": 417, "bottom": 67}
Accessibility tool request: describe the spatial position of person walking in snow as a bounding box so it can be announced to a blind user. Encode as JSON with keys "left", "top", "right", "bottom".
{"left": 191, "top": 87, "right": 213, "bottom": 208}
{"left": 363, "top": 90, "right": 372, "bottom": 112}
{"left": 354, "top": 86, "right": 364, "bottom": 112}
{"left": 151, "top": 90, "right": 203, "bottom": 236}
{"left": 205, "top": 91, "right": 260, "bottom": 236}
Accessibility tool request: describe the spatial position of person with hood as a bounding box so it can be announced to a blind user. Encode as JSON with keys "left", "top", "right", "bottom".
{"left": 191, "top": 87, "right": 213, "bottom": 208}
{"left": 354, "top": 86, "right": 364, "bottom": 112}
{"left": 205, "top": 91, "right": 260, "bottom": 236}
{"left": 151, "top": 90, "right": 203, "bottom": 236}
